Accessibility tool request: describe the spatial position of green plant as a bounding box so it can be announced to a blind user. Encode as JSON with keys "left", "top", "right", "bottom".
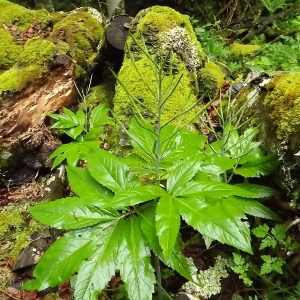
{"left": 24, "top": 39, "right": 280, "bottom": 300}
{"left": 231, "top": 223, "right": 300, "bottom": 299}
{"left": 48, "top": 103, "right": 114, "bottom": 167}
{"left": 260, "top": 0, "right": 287, "bottom": 13}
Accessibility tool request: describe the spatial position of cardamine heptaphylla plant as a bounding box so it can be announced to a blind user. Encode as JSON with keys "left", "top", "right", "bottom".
{"left": 24, "top": 38, "right": 280, "bottom": 300}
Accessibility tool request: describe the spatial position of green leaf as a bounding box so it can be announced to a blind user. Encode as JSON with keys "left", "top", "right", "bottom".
{"left": 271, "top": 224, "right": 288, "bottom": 241}
{"left": 176, "top": 197, "right": 253, "bottom": 253}
{"left": 23, "top": 228, "right": 96, "bottom": 291}
{"left": 138, "top": 203, "right": 197, "bottom": 281}
{"left": 66, "top": 166, "right": 113, "bottom": 200}
{"left": 29, "top": 197, "right": 119, "bottom": 229}
{"left": 252, "top": 224, "right": 270, "bottom": 238}
{"left": 160, "top": 126, "right": 206, "bottom": 166}
{"left": 89, "top": 104, "right": 113, "bottom": 128}
{"left": 234, "top": 154, "right": 279, "bottom": 177}
{"left": 167, "top": 156, "right": 202, "bottom": 194}
{"left": 122, "top": 154, "right": 155, "bottom": 176}
{"left": 86, "top": 147, "right": 140, "bottom": 193}
{"left": 129, "top": 117, "right": 157, "bottom": 162}
{"left": 65, "top": 125, "right": 84, "bottom": 140}
{"left": 118, "top": 216, "right": 156, "bottom": 300}
{"left": 233, "top": 183, "right": 279, "bottom": 198}
{"left": 260, "top": 256, "right": 284, "bottom": 275}
{"left": 109, "top": 185, "right": 166, "bottom": 209}
{"left": 74, "top": 219, "right": 124, "bottom": 300}
{"left": 200, "top": 155, "right": 236, "bottom": 175}
{"left": 49, "top": 141, "right": 99, "bottom": 169}
{"left": 156, "top": 194, "right": 180, "bottom": 260}
{"left": 227, "top": 196, "right": 280, "bottom": 220}
{"left": 175, "top": 179, "right": 255, "bottom": 198}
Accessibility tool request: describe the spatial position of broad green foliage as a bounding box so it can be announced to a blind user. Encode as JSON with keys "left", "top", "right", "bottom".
{"left": 25, "top": 116, "right": 280, "bottom": 299}
{"left": 48, "top": 104, "right": 114, "bottom": 168}
{"left": 25, "top": 38, "right": 280, "bottom": 300}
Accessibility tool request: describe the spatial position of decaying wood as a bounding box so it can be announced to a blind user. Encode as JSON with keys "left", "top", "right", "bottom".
{"left": 0, "top": 55, "right": 77, "bottom": 150}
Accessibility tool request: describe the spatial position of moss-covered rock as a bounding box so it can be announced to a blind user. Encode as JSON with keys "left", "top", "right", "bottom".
{"left": 0, "top": 2, "right": 106, "bottom": 95}
{"left": 0, "top": 0, "right": 51, "bottom": 71}
{"left": 198, "top": 61, "right": 225, "bottom": 98}
{"left": 232, "top": 71, "right": 300, "bottom": 202}
{"left": 230, "top": 43, "right": 261, "bottom": 56}
{"left": 48, "top": 7, "right": 105, "bottom": 67}
{"left": 113, "top": 6, "right": 205, "bottom": 133}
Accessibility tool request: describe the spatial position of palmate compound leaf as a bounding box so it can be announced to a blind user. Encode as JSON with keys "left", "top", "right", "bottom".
{"left": 156, "top": 194, "right": 180, "bottom": 260}
{"left": 138, "top": 202, "right": 197, "bottom": 281}
{"left": 160, "top": 126, "right": 207, "bottom": 167}
{"left": 86, "top": 147, "right": 140, "bottom": 193}
{"left": 29, "top": 197, "right": 119, "bottom": 230}
{"left": 166, "top": 155, "right": 203, "bottom": 194}
{"left": 118, "top": 215, "right": 156, "bottom": 300}
{"left": 129, "top": 117, "right": 157, "bottom": 162}
{"left": 66, "top": 166, "right": 113, "bottom": 200}
{"left": 23, "top": 227, "right": 98, "bottom": 291}
{"left": 234, "top": 183, "right": 279, "bottom": 198}
{"left": 49, "top": 140, "right": 99, "bottom": 169}
{"left": 107, "top": 185, "right": 166, "bottom": 209}
{"left": 74, "top": 219, "right": 124, "bottom": 300}
{"left": 175, "top": 197, "right": 253, "bottom": 253}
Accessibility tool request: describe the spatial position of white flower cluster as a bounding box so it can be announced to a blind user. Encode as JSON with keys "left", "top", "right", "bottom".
{"left": 160, "top": 26, "right": 201, "bottom": 72}
{"left": 181, "top": 256, "right": 232, "bottom": 299}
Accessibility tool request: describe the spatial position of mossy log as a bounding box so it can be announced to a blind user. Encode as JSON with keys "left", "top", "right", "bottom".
{"left": 0, "top": 0, "right": 106, "bottom": 171}
{"left": 232, "top": 71, "right": 300, "bottom": 202}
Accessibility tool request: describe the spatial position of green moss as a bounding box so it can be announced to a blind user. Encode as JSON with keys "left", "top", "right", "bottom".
{"left": 135, "top": 6, "right": 205, "bottom": 62}
{"left": 0, "top": 0, "right": 51, "bottom": 71}
{"left": 113, "top": 6, "right": 205, "bottom": 134}
{"left": 198, "top": 61, "right": 224, "bottom": 97}
{"left": 48, "top": 9, "right": 105, "bottom": 66}
{"left": 0, "top": 0, "right": 51, "bottom": 32}
{"left": 264, "top": 73, "right": 300, "bottom": 140}
{"left": 0, "top": 37, "right": 57, "bottom": 94}
{"left": 230, "top": 43, "right": 261, "bottom": 56}
{"left": 0, "top": 29, "right": 23, "bottom": 70}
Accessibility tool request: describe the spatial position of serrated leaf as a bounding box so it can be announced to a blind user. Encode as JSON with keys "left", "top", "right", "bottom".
{"left": 23, "top": 228, "right": 96, "bottom": 291}
{"left": 29, "top": 197, "right": 119, "bottom": 229}
{"left": 235, "top": 154, "right": 279, "bottom": 177}
{"left": 86, "top": 147, "right": 140, "bottom": 193}
{"left": 156, "top": 194, "right": 180, "bottom": 260}
{"left": 233, "top": 183, "right": 279, "bottom": 198}
{"left": 167, "top": 156, "right": 202, "bottom": 194}
{"left": 109, "top": 185, "right": 166, "bottom": 209}
{"left": 89, "top": 104, "right": 113, "bottom": 128}
{"left": 227, "top": 196, "right": 280, "bottom": 220}
{"left": 252, "top": 224, "right": 270, "bottom": 238}
{"left": 160, "top": 126, "right": 206, "bottom": 166}
{"left": 129, "top": 117, "right": 157, "bottom": 162}
{"left": 66, "top": 166, "right": 113, "bottom": 200}
{"left": 138, "top": 203, "right": 197, "bottom": 281}
{"left": 176, "top": 197, "right": 253, "bottom": 253}
{"left": 65, "top": 125, "right": 84, "bottom": 140}
{"left": 118, "top": 216, "right": 156, "bottom": 300}
{"left": 175, "top": 179, "right": 255, "bottom": 198}
{"left": 49, "top": 141, "right": 99, "bottom": 169}
{"left": 74, "top": 219, "right": 124, "bottom": 300}
{"left": 122, "top": 154, "right": 156, "bottom": 176}
{"left": 200, "top": 155, "right": 236, "bottom": 175}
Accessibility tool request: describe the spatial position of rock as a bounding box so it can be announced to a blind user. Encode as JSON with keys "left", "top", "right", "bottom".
{"left": 112, "top": 5, "right": 206, "bottom": 148}
{"left": 232, "top": 71, "right": 300, "bottom": 202}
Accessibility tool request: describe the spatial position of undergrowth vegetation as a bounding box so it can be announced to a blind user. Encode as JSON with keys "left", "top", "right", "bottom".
{"left": 23, "top": 38, "right": 289, "bottom": 300}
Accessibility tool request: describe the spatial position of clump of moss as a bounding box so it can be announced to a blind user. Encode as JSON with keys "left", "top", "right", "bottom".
{"left": 264, "top": 73, "right": 300, "bottom": 141}
{"left": 113, "top": 6, "right": 205, "bottom": 131}
{"left": 0, "top": 0, "right": 52, "bottom": 71}
{"left": 0, "top": 37, "right": 57, "bottom": 94}
{"left": 230, "top": 43, "right": 261, "bottom": 56}
{"left": 198, "top": 61, "right": 224, "bottom": 98}
{"left": 48, "top": 8, "right": 105, "bottom": 67}
{"left": 0, "top": 204, "right": 43, "bottom": 261}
